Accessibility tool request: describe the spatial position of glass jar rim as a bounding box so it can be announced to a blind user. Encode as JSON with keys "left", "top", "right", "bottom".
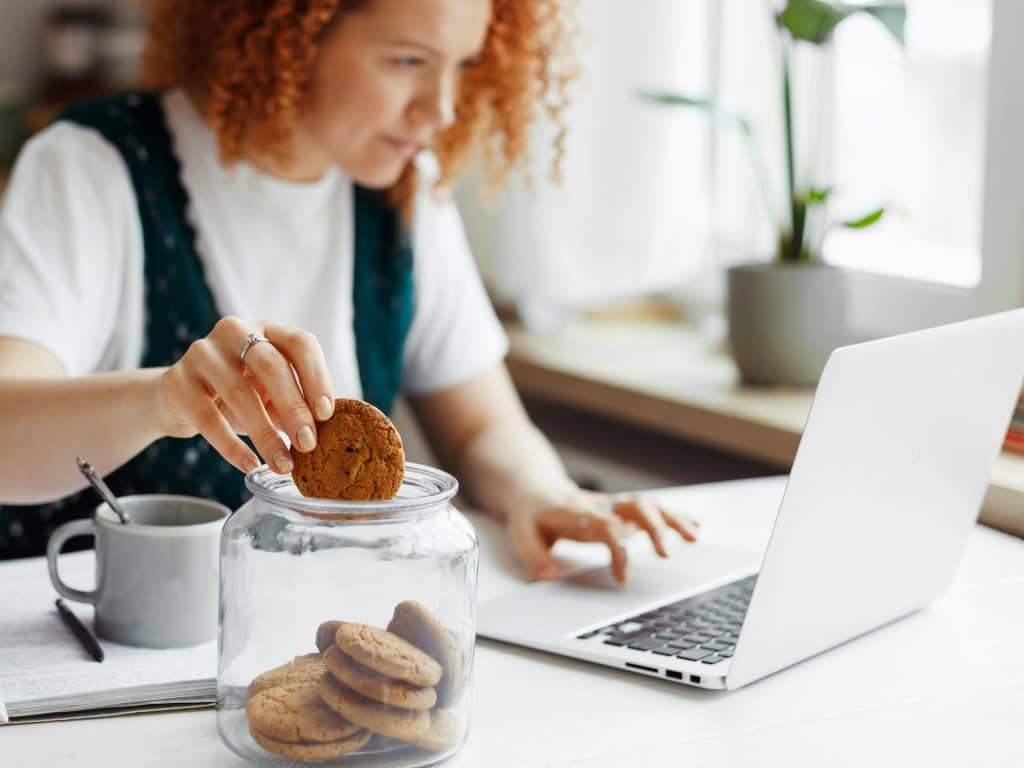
{"left": 243, "top": 462, "right": 459, "bottom": 520}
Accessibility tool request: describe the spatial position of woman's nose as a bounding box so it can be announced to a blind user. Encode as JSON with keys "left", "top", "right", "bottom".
{"left": 412, "top": 75, "right": 456, "bottom": 132}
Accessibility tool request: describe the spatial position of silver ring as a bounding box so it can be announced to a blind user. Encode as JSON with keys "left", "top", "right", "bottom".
{"left": 239, "top": 333, "right": 270, "bottom": 365}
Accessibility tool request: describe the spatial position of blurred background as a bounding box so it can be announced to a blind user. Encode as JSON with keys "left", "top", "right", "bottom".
{"left": 0, "top": 1, "right": 997, "bottom": 317}
{"left": 456, "top": 0, "right": 996, "bottom": 334}
{"left": 0, "top": 0, "right": 145, "bottom": 158}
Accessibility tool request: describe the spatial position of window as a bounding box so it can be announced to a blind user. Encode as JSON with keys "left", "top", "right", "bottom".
{"left": 824, "top": 0, "right": 991, "bottom": 289}
{"left": 714, "top": 0, "right": 1024, "bottom": 338}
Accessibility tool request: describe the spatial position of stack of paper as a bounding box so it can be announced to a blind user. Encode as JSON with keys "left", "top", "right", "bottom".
{"left": 0, "top": 551, "right": 216, "bottom": 723}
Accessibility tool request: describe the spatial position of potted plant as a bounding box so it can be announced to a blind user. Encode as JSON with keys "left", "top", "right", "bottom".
{"left": 642, "top": 0, "right": 906, "bottom": 385}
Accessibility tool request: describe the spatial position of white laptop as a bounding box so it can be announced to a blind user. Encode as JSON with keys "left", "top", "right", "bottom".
{"left": 478, "top": 309, "right": 1024, "bottom": 690}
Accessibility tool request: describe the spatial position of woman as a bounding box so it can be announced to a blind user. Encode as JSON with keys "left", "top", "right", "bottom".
{"left": 0, "top": 0, "right": 697, "bottom": 579}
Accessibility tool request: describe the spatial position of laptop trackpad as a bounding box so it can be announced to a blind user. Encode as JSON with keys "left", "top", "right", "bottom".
{"left": 478, "top": 544, "right": 762, "bottom": 642}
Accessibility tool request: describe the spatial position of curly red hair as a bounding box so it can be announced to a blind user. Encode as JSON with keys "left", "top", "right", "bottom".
{"left": 141, "top": 0, "right": 575, "bottom": 210}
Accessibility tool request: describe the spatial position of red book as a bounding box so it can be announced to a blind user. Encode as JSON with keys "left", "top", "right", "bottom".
{"left": 1003, "top": 429, "right": 1024, "bottom": 456}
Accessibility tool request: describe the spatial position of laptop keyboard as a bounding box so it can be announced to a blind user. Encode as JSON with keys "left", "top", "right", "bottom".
{"left": 576, "top": 575, "right": 757, "bottom": 665}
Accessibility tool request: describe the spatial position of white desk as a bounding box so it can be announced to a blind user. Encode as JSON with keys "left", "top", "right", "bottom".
{"left": 4, "top": 477, "right": 1024, "bottom": 767}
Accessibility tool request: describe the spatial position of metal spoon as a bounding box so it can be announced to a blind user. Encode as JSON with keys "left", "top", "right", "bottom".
{"left": 76, "top": 456, "right": 131, "bottom": 525}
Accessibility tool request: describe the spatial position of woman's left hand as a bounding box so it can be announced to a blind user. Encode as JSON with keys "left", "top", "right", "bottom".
{"left": 506, "top": 489, "right": 700, "bottom": 584}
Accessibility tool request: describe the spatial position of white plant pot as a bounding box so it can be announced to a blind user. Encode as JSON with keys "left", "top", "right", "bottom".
{"left": 727, "top": 262, "right": 850, "bottom": 386}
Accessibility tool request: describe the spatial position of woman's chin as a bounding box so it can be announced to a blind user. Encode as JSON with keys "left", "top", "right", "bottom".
{"left": 347, "top": 159, "right": 410, "bottom": 190}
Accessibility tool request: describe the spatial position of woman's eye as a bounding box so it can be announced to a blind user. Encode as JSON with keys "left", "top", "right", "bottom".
{"left": 392, "top": 57, "right": 425, "bottom": 69}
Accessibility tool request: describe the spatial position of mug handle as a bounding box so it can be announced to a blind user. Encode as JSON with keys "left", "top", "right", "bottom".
{"left": 47, "top": 518, "right": 98, "bottom": 604}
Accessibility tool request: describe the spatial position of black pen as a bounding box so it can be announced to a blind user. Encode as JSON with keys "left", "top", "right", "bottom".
{"left": 55, "top": 598, "right": 104, "bottom": 662}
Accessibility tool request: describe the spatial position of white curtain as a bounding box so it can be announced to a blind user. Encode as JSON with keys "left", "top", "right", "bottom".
{"left": 458, "top": 0, "right": 719, "bottom": 325}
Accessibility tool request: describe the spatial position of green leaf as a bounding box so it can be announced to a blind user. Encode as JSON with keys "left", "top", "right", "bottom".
{"left": 862, "top": 5, "right": 907, "bottom": 45}
{"left": 806, "top": 186, "right": 834, "bottom": 205}
{"left": 776, "top": 0, "right": 907, "bottom": 46}
{"left": 636, "top": 91, "right": 716, "bottom": 110}
{"left": 777, "top": 0, "right": 847, "bottom": 44}
{"left": 636, "top": 90, "right": 752, "bottom": 132}
{"left": 842, "top": 207, "right": 886, "bottom": 228}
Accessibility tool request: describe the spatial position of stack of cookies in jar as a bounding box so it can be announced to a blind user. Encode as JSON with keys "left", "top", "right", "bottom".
{"left": 247, "top": 602, "right": 463, "bottom": 762}
{"left": 244, "top": 399, "right": 465, "bottom": 762}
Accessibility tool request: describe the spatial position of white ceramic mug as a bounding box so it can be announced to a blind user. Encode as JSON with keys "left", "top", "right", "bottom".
{"left": 47, "top": 495, "right": 230, "bottom": 648}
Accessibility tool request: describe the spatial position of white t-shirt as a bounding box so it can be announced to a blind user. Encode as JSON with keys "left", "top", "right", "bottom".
{"left": 0, "top": 89, "right": 507, "bottom": 398}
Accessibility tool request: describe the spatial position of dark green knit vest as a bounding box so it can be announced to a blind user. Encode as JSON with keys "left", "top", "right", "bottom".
{"left": 0, "top": 91, "right": 414, "bottom": 559}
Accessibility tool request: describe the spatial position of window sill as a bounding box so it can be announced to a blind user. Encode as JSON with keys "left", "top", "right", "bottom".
{"left": 505, "top": 318, "right": 1024, "bottom": 538}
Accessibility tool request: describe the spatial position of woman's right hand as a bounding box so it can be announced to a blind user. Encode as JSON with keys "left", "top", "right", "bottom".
{"left": 155, "top": 317, "right": 336, "bottom": 474}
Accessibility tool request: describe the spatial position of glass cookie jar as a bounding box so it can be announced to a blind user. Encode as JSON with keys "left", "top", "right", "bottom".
{"left": 217, "top": 463, "right": 478, "bottom": 767}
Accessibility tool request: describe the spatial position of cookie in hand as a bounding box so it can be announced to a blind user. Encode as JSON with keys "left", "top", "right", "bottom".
{"left": 291, "top": 398, "right": 404, "bottom": 500}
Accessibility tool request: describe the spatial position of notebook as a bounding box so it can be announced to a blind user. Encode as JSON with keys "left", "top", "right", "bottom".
{"left": 0, "top": 551, "right": 216, "bottom": 724}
